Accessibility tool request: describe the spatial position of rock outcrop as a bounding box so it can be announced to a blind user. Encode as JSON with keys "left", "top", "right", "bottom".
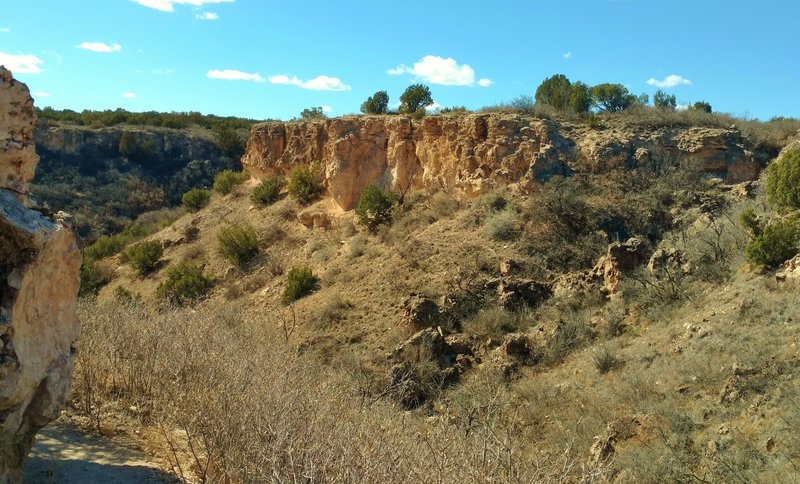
{"left": 243, "top": 114, "right": 765, "bottom": 210}
{"left": 0, "top": 67, "right": 81, "bottom": 483}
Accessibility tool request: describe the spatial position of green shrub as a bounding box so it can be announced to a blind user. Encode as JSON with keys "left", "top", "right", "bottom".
{"left": 739, "top": 207, "right": 762, "bottom": 237}
{"left": 121, "top": 240, "right": 163, "bottom": 276}
{"left": 182, "top": 188, "right": 211, "bottom": 211}
{"left": 157, "top": 262, "right": 212, "bottom": 303}
{"left": 484, "top": 210, "right": 520, "bottom": 241}
{"left": 281, "top": 266, "right": 319, "bottom": 305}
{"left": 79, "top": 260, "right": 113, "bottom": 297}
{"left": 83, "top": 234, "right": 129, "bottom": 261}
{"left": 287, "top": 166, "right": 322, "bottom": 205}
{"left": 217, "top": 223, "right": 259, "bottom": 268}
{"left": 355, "top": 185, "right": 396, "bottom": 230}
{"left": 213, "top": 170, "right": 249, "bottom": 195}
{"left": 745, "top": 219, "right": 800, "bottom": 269}
{"left": 250, "top": 175, "right": 284, "bottom": 206}
{"left": 766, "top": 147, "right": 800, "bottom": 210}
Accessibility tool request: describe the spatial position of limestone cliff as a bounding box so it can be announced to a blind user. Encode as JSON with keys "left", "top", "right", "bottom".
{"left": 243, "top": 114, "right": 764, "bottom": 210}
{"left": 0, "top": 67, "right": 81, "bottom": 483}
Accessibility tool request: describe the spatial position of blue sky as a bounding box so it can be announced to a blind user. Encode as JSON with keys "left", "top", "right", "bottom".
{"left": 2, "top": 0, "right": 798, "bottom": 120}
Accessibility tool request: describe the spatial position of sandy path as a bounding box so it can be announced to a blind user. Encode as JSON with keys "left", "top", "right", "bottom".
{"left": 23, "top": 420, "right": 177, "bottom": 484}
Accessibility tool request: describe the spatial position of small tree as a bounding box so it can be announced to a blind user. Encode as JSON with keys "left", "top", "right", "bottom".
{"left": 653, "top": 90, "right": 677, "bottom": 110}
{"left": 766, "top": 147, "right": 800, "bottom": 210}
{"left": 360, "top": 90, "right": 390, "bottom": 115}
{"left": 535, "top": 74, "right": 572, "bottom": 110}
{"left": 568, "top": 81, "right": 592, "bottom": 113}
{"left": 300, "top": 107, "right": 327, "bottom": 120}
{"left": 217, "top": 223, "right": 260, "bottom": 268}
{"left": 182, "top": 188, "right": 211, "bottom": 212}
{"left": 591, "top": 83, "right": 634, "bottom": 112}
{"left": 121, "top": 240, "right": 163, "bottom": 276}
{"left": 690, "top": 101, "right": 712, "bottom": 113}
{"left": 355, "top": 184, "right": 396, "bottom": 230}
{"left": 287, "top": 165, "right": 322, "bottom": 205}
{"left": 214, "top": 124, "right": 246, "bottom": 160}
{"left": 399, "top": 84, "right": 433, "bottom": 116}
{"left": 281, "top": 266, "right": 319, "bottom": 305}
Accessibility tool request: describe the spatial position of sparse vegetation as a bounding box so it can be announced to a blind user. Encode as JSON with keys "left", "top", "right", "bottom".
{"left": 213, "top": 169, "right": 249, "bottom": 195}
{"left": 287, "top": 165, "right": 323, "bottom": 205}
{"left": 217, "top": 222, "right": 260, "bottom": 268}
{"left": 121, "top": 240, "right": 163, "bottom": 276}
{"left": 281, "top": 266, "right": 319, "bottom": 305}
{"left": 250, "top": 175, "right": 285, "bottom": 206}
{"left": 182, "top": 188, "right": 211, "bottom": 212}
{"left": 300, "top": 106, "right": 327, "bottom": 120}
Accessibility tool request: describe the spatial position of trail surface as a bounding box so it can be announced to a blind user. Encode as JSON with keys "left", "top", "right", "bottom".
{"left": 23, "top": 420, "right": 176, "bottom": 483}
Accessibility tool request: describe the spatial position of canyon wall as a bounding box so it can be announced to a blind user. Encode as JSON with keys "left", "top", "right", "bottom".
{"left": 242, "top": 114, "right": 763, "bottom": 210}
{"left": 0, "top": 67, "right": 81, "bottom": 482}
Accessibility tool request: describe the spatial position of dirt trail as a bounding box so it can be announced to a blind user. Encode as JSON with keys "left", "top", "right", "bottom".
{"left": 23, "top": 420, "right": 176, "bottom": 484}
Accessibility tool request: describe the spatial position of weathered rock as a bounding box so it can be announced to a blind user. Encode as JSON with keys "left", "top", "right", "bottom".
{"left": 498, "top": 332, "right": 533, "bottom": 360}
{"left": 647, "top": 248, "right": 692, "bottom": 276}
{"left": 0, "top": 67, "right": 38, "bottom": 194}
{"left": 495, "top": 277, "right": 552, "bottom": 311}
{"left": 244, "top": 115, "right": 767, "bottom": 212}
{"left": 400, "top": 294, "right": 442, "bottom": 331}
{"left": 587, "top": 423, "right": 618, "bottom": 469}
{"left": 776, "top": 255, "right": 800, "bottom": 281}
{"left": 592, "top": 237, "right": 648, "bottom": 296}
{"left": 0, "top": 68, "right": 81, "bottom": 483}
{"left": 390, "top": 327, "right": 454, "bottom": 367}
{"left": 297, "top": 205, "right": 331, "bottom": 229}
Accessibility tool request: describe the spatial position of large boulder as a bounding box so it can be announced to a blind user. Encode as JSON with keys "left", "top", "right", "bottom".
{"left": 0, "top": 67, "right": 81, "bottom": 483}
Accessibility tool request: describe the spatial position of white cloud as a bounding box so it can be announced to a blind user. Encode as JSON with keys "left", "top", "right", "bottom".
{"left": 563, "top": 52, "right": 572, "bottom": 59}
{"left": 0, "top": 52, "right": 43, "bottom": 74}
{"left": 33, "top": 91, "right": 51, "bottom": 97}
{"left": 122, "top": 92, "right": 136, "bottom": 98}
{"left": 207, "top": 69, "right": 265, "bottom": 82}
{"left": 132, "top": 0, "right": 233, "bottom": 12}
{"left": 269, "top": 74, "right": 351, "bottom": 91}
{"left": 321, "top": 105, "right": 333, "bottom": 113}
{"left": 77, "top": 42, "right": 122, "bottom": 53}
{"left": 425, "top": 101, "right": 442, "bottom": 112}
{"left": 646, "top": 74, "right": 691, "bottom": 89}
{"left": 387, "top": 55, "right": 491, "bottom": 87}
{"left": 0, "top": 27, "right": 10, "bottom": 33}
{"left": 676, "top": 104, "right": 689, "bottom": 111}
{"left": 196, "top": 12, "right": 219, "bottom": 20}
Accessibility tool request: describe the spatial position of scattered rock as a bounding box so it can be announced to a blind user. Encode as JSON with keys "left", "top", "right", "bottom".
{"left": 400, "top": 294, "right": 442, "bottom": 331}
{"left": 297, "top": 206, "right": 331, "bottom": 229}
{"left": 495, "top": 277, "right": 552, "bottom": 311}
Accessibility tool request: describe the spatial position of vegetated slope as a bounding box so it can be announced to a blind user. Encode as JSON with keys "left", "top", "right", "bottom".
{"left": 74, "top": 115, "right": 800, "bottom": 482}
{"left": 31, "top": 119, "right": 249, "bottom": 242}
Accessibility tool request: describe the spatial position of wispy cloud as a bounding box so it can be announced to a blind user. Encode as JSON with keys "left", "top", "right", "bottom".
{"left": 77, "top": 42, "right": 122, "bottom": 53}
{"left": 196, "top": 12, "right": 218, "bottom": 20}
{"left": 387, "top": 55, "right": 492, "bottom": 87}
{"left": 207, "top": 69, "right": 265, "bottom": 82}
{"left": 0, "top": 52, "right": 44, "bottom": 74}
{"left": 0, "top": 27, "right": 10, "bottom": 33}
{"left": 33, "top": 91, "right": 51, "bottom": 97}
{"left": 646, "top": 74, "right": 691, "bottom": 88}
{"left": 563, "top": 52, "right": 572, "bottom": 59}
{"left": 122, "top": 92, "right": 136, "bottom": 98}
{"left": 132, "top": 0, "right": 234, "bottom": 12}
{"left": 321, "top": 105, "right": 333, "bottom": 113}
{"left": 269, "top": 74, "right": 351, "bottom": 91}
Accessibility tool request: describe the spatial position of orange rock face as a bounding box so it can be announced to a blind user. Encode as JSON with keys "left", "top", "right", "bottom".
{"left": 243, "top": 114, "right": 763, "bottom": 211}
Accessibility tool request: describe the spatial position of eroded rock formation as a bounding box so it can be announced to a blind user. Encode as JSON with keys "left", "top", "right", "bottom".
{"left": 0, "top": 67, "right": 81, "bottom": 483}
{"left": 243, "top": 114, "right": 765, "bottom": 210}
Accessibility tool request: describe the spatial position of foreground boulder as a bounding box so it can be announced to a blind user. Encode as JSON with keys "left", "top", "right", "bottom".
{"left": 0, "top": 66, "right": 81, "bottom": 482}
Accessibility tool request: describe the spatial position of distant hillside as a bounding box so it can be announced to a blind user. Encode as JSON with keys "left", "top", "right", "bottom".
{"left": 30, "top": 109, "right": 261, "bottom": 242}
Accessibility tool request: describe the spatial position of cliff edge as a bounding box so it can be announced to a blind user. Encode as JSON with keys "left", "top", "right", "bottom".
{"left": 243, "top": 114, "right": 763, "bottom": 210}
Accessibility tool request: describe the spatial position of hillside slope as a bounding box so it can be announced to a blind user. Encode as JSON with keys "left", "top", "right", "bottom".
{"left": 75, "top": 114, "right": 800, "bottom": 482}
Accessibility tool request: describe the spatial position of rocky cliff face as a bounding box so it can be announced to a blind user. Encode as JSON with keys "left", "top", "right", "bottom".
{"left": 0, "top": 67, "right": 81, "bottom": 482}
{"left": 243, "top": 114, "right": 764, "bottom": 210}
